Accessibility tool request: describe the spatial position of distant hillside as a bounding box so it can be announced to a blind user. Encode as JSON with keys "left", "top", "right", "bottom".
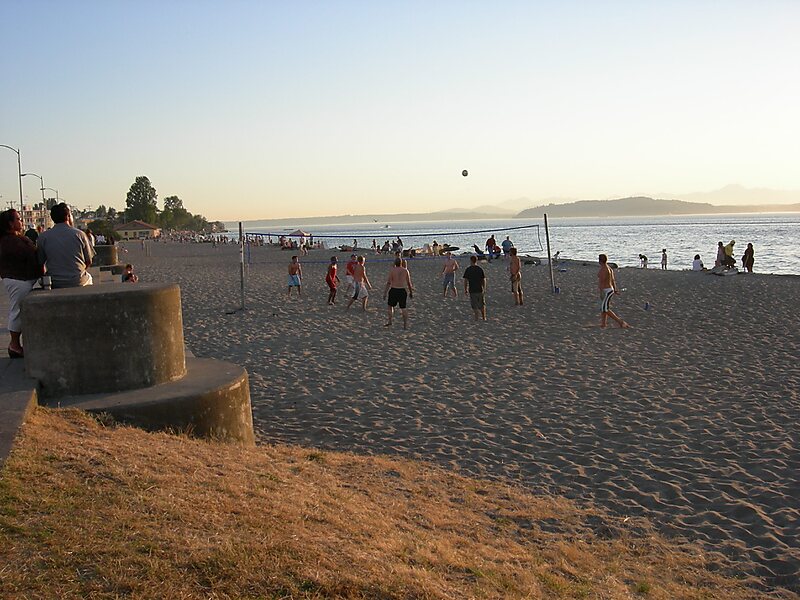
{"left": 516, "top": 196, "right": 800, "bottom": 218}
{"left": 232, "top": 210, "right": 511, "bottom": 229}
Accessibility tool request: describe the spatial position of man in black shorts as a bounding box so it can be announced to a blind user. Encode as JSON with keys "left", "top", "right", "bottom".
{"left": 383, "top": 258, "right": 414, "bottom": 329}
{"left": 463, "top": 255, "right": 487, "bottom": 320}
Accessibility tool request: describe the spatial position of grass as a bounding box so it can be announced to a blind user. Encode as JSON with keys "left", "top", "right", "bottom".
{"left": 0, "top": 408, "right": 778, "bottom": 599}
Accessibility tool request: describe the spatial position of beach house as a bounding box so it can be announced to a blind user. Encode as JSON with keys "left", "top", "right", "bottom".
{"left": 115, "top": 220, "right": 161, "bottom": 240}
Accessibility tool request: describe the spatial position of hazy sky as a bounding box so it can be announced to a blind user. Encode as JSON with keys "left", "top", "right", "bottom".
{"left": 2, "top": 1, "right": 799, "bottom": 220}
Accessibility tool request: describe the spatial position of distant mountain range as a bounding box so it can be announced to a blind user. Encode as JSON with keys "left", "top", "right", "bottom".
{"left": 516, "top": 196, "right": 800, "bottom": 218}
{"left": 233, "top": 185, "right": 800, "bottom": 227}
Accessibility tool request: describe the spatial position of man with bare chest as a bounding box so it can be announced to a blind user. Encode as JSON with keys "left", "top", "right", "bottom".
{"left": 383, "top": 258, "right": 414, "bottom": 329}
{"left": 598, "top": 254, "right": 629, "bottom": 328}
{"left": 287, "top": 255, "right": 302, "bottom": 298}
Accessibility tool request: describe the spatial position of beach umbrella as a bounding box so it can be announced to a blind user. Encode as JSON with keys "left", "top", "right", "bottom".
{"left": 288, "top": 229, "right": 311, "bottom": 237}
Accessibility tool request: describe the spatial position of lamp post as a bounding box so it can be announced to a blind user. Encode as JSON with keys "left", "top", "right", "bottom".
{"left": 42, "top": 187, "right": 59, "bottom": 202}
{"left": 21, "top": 172, "right": 45, "bottom": 205}
{"left": 0, "top": 144, "right": 23, "bottom": 213}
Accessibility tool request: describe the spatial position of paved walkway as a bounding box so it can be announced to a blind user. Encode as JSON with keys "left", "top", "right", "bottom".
{"left": 0, "top": 288, "right": 39, "bottom": 468}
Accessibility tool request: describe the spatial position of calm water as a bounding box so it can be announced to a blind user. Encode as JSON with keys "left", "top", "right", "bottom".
{"left": 243, "top": 213, "right": 800, "bottom": 275}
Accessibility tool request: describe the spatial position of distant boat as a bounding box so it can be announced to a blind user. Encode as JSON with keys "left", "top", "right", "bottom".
{"left": 383, "top": 224, "right": 390, "bottom": 229}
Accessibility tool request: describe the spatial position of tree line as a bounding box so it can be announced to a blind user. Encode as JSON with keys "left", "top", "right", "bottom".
{"left": 88, "top": 175, "right": 225, "bottom": 239}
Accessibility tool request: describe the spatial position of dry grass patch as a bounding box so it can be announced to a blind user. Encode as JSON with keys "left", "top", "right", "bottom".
{"left": 0, "top": 409, "right": 777, "bottom": 599}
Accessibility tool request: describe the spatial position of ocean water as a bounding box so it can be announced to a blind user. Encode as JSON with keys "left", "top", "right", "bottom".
{"left": 244, "top": 213, "right": 800, "bottom": 275}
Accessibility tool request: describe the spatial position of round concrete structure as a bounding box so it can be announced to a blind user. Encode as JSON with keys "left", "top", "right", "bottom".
{"left": 22, "top": 283, "right": 186, "bottom": 399}
{"left": 93, "top": 244, "right": 119, "bottom": 267}
{"left": 49, "top": 358, "right": 256, "bottom": 446}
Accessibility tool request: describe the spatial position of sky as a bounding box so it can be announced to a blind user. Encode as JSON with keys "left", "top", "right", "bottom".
{"left": 1, "top": 0, "right": 799, "bottom": 221}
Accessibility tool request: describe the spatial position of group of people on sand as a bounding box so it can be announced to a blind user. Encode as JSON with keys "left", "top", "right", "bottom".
{"left": 285, "top": 238, "right": 631, "bottom": 331}
{"left": 638, "top": 242, "right": 755, "bottom": 274}
{"left": 714, "top": 240, "right": 755, "bottom": 272}
{"left": 0, "top": 203, "right": 139, "bottom": 359}
{"left": 285, "top": 244, "right": 528, "bottom": 328}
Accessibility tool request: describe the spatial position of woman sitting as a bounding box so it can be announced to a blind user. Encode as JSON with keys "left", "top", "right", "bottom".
{"left": 0, "top": 209, "right": 44, "bottom": 358}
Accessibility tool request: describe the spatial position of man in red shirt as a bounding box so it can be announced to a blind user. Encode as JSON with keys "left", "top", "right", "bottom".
{"left": 325, "top": 256, "right": 340, "bottom": 305}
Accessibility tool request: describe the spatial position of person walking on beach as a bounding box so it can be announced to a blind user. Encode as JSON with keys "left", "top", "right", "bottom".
{"left": 463, "top": 255, "right": 487, "bottom": 321}
{"left": 509, "top": 247, "right": 523, "bottom": 305}
{"left": 661, "top": 249, "right": 667, "bottom": 270}
{"left": 344, "top": 254, "right": 357, "bottom": 294}
{"left": 383, "top": 257, "right": 414, "bottom": 329}
{"left": 346, "top": 255, "right": 372, "bottom": 311}
{"left": 287, "top": 255, "right": 303, "bottom": 298}
{"left": 325, "top": 256, "right": 340, "bottom": 305}
{"left": 598, "top": 254, "right": 629, "bottom": 329}
{"left": 639, "top": 254, "right": 648, "bottom": 268}
{"left": 742, "top": 243, "right": 754, "bottom": 273}
{"left": 441, "top": 251, "right": 459, "bottom": 298}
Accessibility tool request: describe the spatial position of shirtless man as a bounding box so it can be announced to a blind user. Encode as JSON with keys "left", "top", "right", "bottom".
{"left": 287, "top": 255, "right": 302, "bottom": 298}
{"left": 598, "top": 254, "right": 629, "bottom": 328}
{"left": 383, "top": 258, "right": 414, "bottom": 329}
{"left": 346, "top": 255, "right": 372, "bottom": 311}
{"left": 344, "top": 254, "right": 357, "bottom": 293}
{"left": 509, "top": 247, "right": 523, "bottom": 305}
{"left": 441, "top": 252, "right": 459, "bottom": 298}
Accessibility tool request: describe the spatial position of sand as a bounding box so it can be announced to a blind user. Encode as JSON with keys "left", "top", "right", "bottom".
{"left": 44, "top": 241, "right": 800, "bottom": 590}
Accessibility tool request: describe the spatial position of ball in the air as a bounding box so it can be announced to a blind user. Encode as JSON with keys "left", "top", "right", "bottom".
{"left": 462, "top": 169, "right": 468, "bottom": 177}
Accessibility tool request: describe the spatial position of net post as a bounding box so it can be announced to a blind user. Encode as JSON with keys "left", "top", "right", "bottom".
{"left": 544, "top": 213, "right": 555, "bottom": 293}
{"left": 239, "top": 222, "right": 245, "bottom": 310}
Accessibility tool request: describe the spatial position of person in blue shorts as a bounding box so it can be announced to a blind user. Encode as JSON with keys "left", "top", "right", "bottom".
{"left": 287, "top": 255, "right": 302, "bottom": 298}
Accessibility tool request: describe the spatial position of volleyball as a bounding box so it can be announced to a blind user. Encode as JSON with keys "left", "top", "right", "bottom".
{"left": 462, "top": 169, "right": 468, "bottom": 177}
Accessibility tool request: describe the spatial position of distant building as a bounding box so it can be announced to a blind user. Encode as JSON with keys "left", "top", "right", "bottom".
{"left": 21, "top": 204, "right": 52, "bottom": 230}
{"left": 114, "top": 220, "right": 161, "bottom": 240}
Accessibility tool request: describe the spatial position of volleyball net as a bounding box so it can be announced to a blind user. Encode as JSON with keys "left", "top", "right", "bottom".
{"left": 241, "top": 222, "right": 543, "bottom": 265}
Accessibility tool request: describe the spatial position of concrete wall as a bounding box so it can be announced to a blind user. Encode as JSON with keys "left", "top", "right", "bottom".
{"left": 22, "top": 283, "right": 186, "bottom": 398}
{"left": 93, "top": 245, "right": 118, "bottom": 267}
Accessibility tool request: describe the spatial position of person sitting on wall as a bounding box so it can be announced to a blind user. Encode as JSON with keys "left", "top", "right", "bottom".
{"left": 36, "top": 203, "right": 95, "bottom": 288}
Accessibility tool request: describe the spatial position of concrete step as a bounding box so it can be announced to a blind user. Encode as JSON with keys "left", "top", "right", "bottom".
{"left": 44, "top": 357, "right": 255, "bottom": 446}
{"left": 0, "top": 358, "right": 39, "bottom": 468}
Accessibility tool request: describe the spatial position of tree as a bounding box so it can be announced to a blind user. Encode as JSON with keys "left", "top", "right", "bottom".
{"left": 88, "top": 219, "right": 117, "bottom": 240}
{"left": 163, "top": 195, "right": 184, "bottom": 211}
{"left": 95, "top": 205, "right": 107, "bottom": 218}
{"left": 125, "top": 176, "right": 158, "bottom": 224}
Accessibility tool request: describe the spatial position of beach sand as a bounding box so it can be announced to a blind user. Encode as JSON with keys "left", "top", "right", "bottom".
{"left": 112, "top": 242, "right": 800, "bottom": 590}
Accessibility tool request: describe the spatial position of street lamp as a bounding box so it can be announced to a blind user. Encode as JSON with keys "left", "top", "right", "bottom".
{"left": 42, "top": 187, "right": 59, "bottom": 202}
{"left": 0, "top": 144, "right": 23, "bottom": 213}
{"left": 21, "top": 172, "right": 45, "bottom": 204}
